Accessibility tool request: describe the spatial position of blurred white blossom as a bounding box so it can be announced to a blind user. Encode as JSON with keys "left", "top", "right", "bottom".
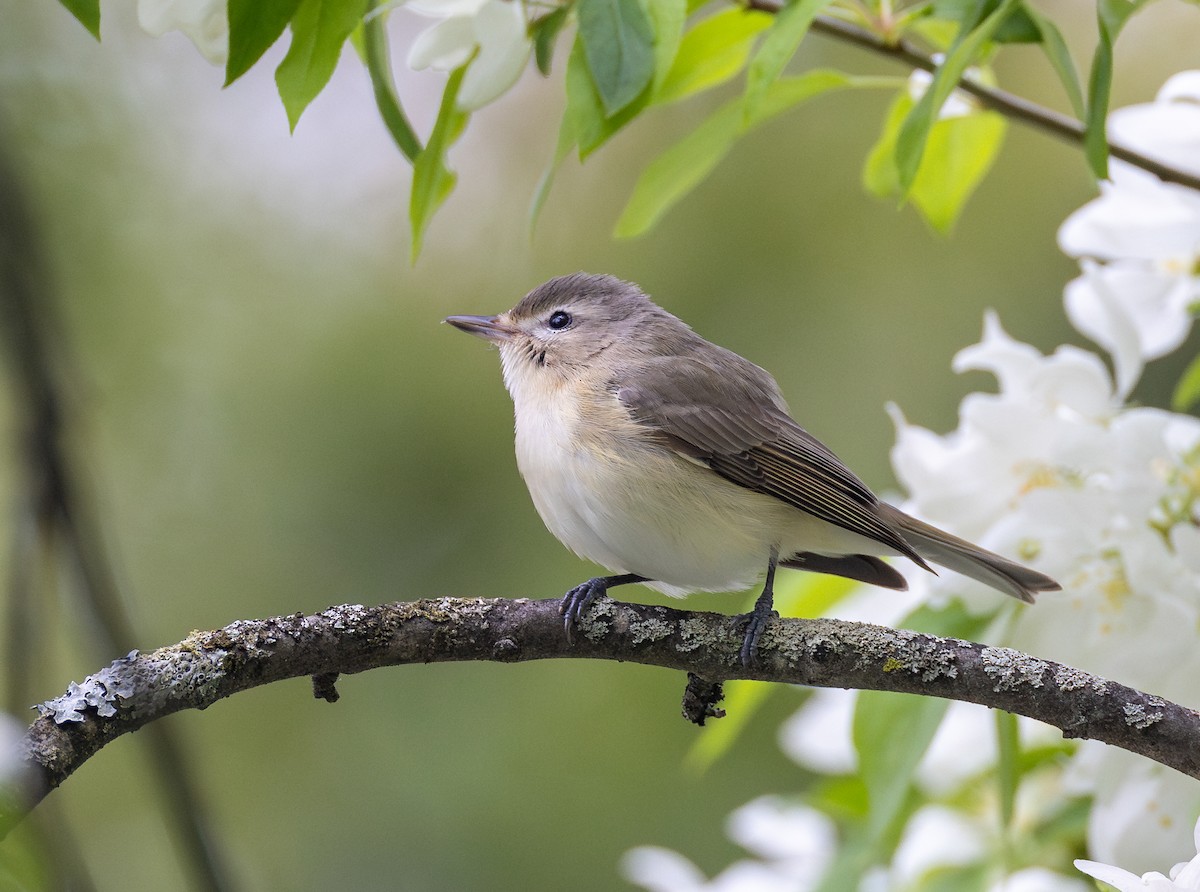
{"left": 406, "top": 0, "right": 532, "bottom": 110}
{"left": 622, "top": 798, "right": 836, "bottom": 892}
{"left": 1077, "top": 813, "right": 1200, "bottom": 890}
{"left": 1066, "top": 748, "right": 1200, "bottom": 877}
{"left": 908, "top": 63, "right": 976, "bottom": 119}
{"left": 625, "top": 67, "right": 1200, "bottom": 892}
{"left": 990, "top": 868, "right": 1091, "bottom": 892}
{"left": 1058, "top": 71, "right": 1200, "bottom": 394}
{"left": 137, "top": 0, "right": 229, "bottom": 64}
{"left": 890, "top": 307, "right": 1200, "bottom": 867}
{"left": 891, "top": 805, "right": 986, "bottom": 886}
{"left": 779, "top": 687, "right": 857, "bottom": 775}
{"left": 890, "top": 312, "right": 1200, "bottom": 704}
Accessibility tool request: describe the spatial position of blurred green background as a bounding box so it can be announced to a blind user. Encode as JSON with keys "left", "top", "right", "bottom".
{"left": 1, "top": 1, "right": 1197, "bottom": 889}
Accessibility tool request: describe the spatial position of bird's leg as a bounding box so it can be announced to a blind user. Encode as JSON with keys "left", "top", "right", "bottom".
{"left": 740, "top": 547, "right": 780, "bottom": 667}
{"left": 561, "top": 573, "right": 648, "bottom": 641}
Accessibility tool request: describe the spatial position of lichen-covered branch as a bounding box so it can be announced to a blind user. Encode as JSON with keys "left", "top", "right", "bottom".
{"left": 12, "top": 597, "right": 1200, "bottom": 833}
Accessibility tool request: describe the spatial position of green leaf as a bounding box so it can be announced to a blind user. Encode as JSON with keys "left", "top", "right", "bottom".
{"left": 931, "top": 0, "right": 1038, "bottom": 43}
{"left": 616, "top": 69, "right": 860, "bottom": 237}
{"left": 863, "top": 89, "right": 911, "bottom": 197}
{"left": 410, "top": 65, "right": 470, "bottom": 261}
{"left": 854, "top": 602, "right": 992, "bottom": 842}
{"left": 654, "top": 8, "right": 772, "bottom": 106}
{"left": 995, "top": 708, "right": 1019, "bottom": 831}
{"left": 362, "top": 2, "right": 421, "bottom": 162}
{"left": 991, "top": 6, "right": 1039, "bottom": 43}
{"left": 565, "top": 36, "right": 648, "bottom": 157}
{"left": 855, "top": 691, "right": 950, "bottom": 840}
{"left": 528, "top": 116, "right": 576, "bottom": 234}
{"left": 227, "top": 0, "right": 303, "bottom": 85}
{"left": 684, "top": 681, "right": 774, "bottom": 771}
{"left": 808, "top": 774, "right": 869, "bottom": 822}
{"left": 532, "top": 5, "right": 573, "bottom": 76}
{"left": 1084, "top": 26, "right": 1115, "bottom": 179}
{"left": 866, "top": 87, "right": 1004, "bottom": 233}
{"left": 647, "top": 0, "right": 688, "bottom": 92}
{"left": 920, "top": 864, "right": 990, "bottom": 892}
{"left": 577, "top": 0, "right": 656, "bottom": 115}
{"left": 895, "top": 0, "right": 1018, "bottom": 194}
{"left": 1025, "top": 5, "right": 1084, "bottom": 118}
{"left": 561, "top": 0, "right": 684, "bottom": 158}
{"left": 58, "top": 0, "right": 99, "bottom": 39}
{"left": 1172, "top": 354, "right": 1200, "bottom": 412}
{"left": 903, "top": 600, "right": 995, "bottom": 638}
{"left": 743, "top": 0, "right": 835, "bottom": 121}
{"left": 274, "top": 0, "right": 368, "bottom": 131}
{"left": 1084, "top": 0, "right": 1146, "bottom": 180}
{"left": 913, "top": 110, "right": 1005, "bottom": 232}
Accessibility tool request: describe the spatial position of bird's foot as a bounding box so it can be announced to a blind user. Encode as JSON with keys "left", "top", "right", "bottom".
{"left": 560, "top": 577, "right": 610, "bottom": 642}
{"left": 739, "top": 599, "right": 778, "bottom": 668}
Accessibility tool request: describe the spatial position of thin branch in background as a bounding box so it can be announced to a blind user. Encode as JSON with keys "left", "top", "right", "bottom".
{"left": 12, "top": 596, "right": 1200, "bottom": 828}
{"left": 740, "top": 4, "right": 1200, "bottom": 194}
{"left": 0, "top": 137, "right": 237, "bottom": 892}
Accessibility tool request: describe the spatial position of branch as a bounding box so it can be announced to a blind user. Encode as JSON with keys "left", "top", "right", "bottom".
{"left": 0, "top": 137, "right": 235, "bottom": 891}
{"left": 743, "top": 5, "right": 1200, "bottom": 194}
{"left": 13, "top": 597, "right": 1200, "bottom": 830}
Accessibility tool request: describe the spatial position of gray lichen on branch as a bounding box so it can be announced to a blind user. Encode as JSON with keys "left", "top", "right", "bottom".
{"left": 12, "top": 597, "right": 1200, "bottom": 836}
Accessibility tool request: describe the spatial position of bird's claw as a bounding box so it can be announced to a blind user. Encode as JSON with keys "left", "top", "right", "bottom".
{"left": 560, "top": 577, "right": 608, "bottom": 642}
{"left": 739, "top": 606, "right": 778, "bottom": 668}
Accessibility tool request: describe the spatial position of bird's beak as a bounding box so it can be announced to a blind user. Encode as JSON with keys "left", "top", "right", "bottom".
{"left": 444, "top": 314, "right": 518, "bottom": 343}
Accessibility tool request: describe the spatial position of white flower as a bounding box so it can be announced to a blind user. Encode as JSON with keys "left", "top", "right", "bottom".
{"left": 893, "top": 312, "right": 1200, "bottom": 700}
{"left": 1108, "top": 72, "right": 1200, "bottom": 178}
{"left": 0, "top": 713, "right": 30, "bottom": 794}
{"left": 406, "top": 0, "right": 532, "bottom": 110}
{"left": 907, "top": 55, "right": 979, "bottom": 119}
{"left": 137, "top": 0, "right": 229, "bottom": 65}
{"left": 889, "top": 312, "right": 1119, "bottom": 574}
{"left": 891, "top": 805, "right": 987, "bottom": 887}
{"left": 890, "top": 307, "right": 1200, "bottom": 867}
{"left": 1057, "top": 71, "right": 1200, "bottom": 391}
{"left": 1066, "top": 749, "right": 1200, "bottom": 880}
{"left": 990, "top": 868, "right": 1091, "bottom": 892}
{"left": 1076, "top": 812, "right": 1200, "bottom": 890}
{"left": 779, "top": 688, "right": 858, "bottom": 775}
{"left": 621, "top": 798, "right": 836, "bottom": 892}
{"left": 908, "top": 70, "right": 975, "bottom": 119}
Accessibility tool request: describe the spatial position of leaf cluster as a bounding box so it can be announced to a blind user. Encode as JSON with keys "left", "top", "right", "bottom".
{"left": 57, "top": 0, "right": 1170, "bottom": 254}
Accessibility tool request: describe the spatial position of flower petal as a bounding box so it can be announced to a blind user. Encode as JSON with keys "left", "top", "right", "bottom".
{"left": 137, "top": 0, "right": 228, "bottom": 64}
{"left": 458, "top": 0, "right": 531, "bottom": 109}
{"left": 407, "top": 16, "right": 476, "bottom": 71}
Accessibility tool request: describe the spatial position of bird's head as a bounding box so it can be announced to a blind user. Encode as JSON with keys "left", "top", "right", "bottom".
{"left": 446, "top": 273, "right": 690, "bottom": 394}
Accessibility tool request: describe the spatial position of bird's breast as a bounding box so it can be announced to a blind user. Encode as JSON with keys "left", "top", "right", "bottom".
{"left": 508, "top": 378, "right": 780, "bottom": 595}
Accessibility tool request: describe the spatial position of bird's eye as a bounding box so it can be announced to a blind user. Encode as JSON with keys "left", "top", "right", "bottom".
{"left": 547, "top": 310, "right": 573, "bottom": 330}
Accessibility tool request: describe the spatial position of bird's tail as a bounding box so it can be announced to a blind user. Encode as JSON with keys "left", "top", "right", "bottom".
{"left": 878, "top": 503, "right": 1062, "bottom": 603}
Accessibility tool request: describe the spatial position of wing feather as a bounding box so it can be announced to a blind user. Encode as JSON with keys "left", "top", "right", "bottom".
{"left": 616, "top": 354, "right": 926, "bottom": 566}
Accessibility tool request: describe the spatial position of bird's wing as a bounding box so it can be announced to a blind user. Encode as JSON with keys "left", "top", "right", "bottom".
{"left": 615, "top": 354, "right": 926, "bottom": 565}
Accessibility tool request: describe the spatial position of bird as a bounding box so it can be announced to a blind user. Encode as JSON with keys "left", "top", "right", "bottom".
{"left": 446, "top": 273, "right": 1060, "bottom": 665}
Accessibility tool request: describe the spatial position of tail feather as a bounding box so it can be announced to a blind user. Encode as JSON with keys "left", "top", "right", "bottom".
{"left": 878, "top": 504, "right": 1061, "bottom": 603}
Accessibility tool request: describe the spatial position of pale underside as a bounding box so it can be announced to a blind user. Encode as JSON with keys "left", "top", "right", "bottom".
{"left": 504, "top": 353, "right": 898, "bottom": 597}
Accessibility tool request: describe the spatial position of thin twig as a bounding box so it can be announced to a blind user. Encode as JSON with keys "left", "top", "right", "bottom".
{"left": 742, "top": 4, "right": 1200, "bottom": 193}
{"left": 12, "top": 596, "right": 1199, "bottom": 831}
{"left": 0, "top": 139, "right": 237, "bottom": 892}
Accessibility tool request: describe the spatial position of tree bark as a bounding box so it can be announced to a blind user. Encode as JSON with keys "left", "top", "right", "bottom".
{"left": 12, "top": 596, "right": 1200, "bottom": 835}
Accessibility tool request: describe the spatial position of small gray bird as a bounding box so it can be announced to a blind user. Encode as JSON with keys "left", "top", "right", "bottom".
{"left": 447, "top": 273, "right": 1060, "bottom": 665}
